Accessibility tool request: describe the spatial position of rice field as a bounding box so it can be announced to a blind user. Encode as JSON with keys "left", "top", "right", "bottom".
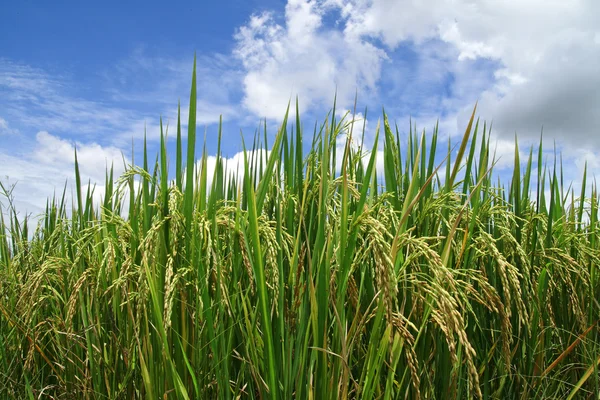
{"left": 1, "top": 59, "right": 599, "bottom": 399}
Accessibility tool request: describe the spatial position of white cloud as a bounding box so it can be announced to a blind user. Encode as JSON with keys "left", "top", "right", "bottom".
{"left": 199, "top": 149, "right": 271, "bottom": 192}
{"left": 0, "top": 132, "right": 126, "bottom": 220}
{"left": 487, "top": 136, "right": 531, "bottom": 171}
{"left": 0, "top": 59, "right": 146, "bottom": 143}
{"left": 33, "top": 131, "right": 125, "bottom": 181}
{"left": 0, "top": 56, "right": 238, "bottom": 147}
{"left": 234, "top": 0, "right": 599, "bottom": 151}
{"left": 337, "top": 0, "right": 600, "bottom": 143}
{"left": 0, "top": 117, "right": 18, "bottom": 136}
{"left": 105, "top": 50, "right": 242, "bottom": 133}
{"left": 234, "top": 0, "right": 387, "bottom": 119}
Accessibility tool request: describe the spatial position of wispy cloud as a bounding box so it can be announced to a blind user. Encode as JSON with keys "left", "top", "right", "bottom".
{"left": 0, "top": 59, "right": 146, "bottom": 144}
{"left": 103, "top": 49, "right": 244, "bottom": 129}
{"left": 0, "top": 117, "right": 19, "bottom": 136}
{"left": 0, "top": 55, "right": 243, "bottom": 147}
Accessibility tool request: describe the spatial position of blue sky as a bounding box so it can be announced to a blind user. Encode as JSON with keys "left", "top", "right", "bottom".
{"left": 1, "top": 0, "right": 599, "bottom": 216}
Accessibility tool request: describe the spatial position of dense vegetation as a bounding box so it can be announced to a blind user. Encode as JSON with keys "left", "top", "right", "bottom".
{"left": 1, "top": 59, "right": 599, "bottom": 399}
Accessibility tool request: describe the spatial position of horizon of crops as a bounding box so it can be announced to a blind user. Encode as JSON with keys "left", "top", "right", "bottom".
{"left": 1, "top": 57, "right": 599, "bottom": 399}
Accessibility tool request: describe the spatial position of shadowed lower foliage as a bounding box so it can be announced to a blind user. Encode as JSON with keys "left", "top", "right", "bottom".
{"left": 1, "top": 59, "right": 599, "bottom": 399}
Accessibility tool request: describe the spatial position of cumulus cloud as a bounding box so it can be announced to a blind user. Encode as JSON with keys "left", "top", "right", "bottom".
{"left": 198, "top": 149, "right": 271, "bottom": 192}
{"left": 0, "top": 132, "right": 126, "bottom": 219}
{"left": 234, "top": 0, "right": 599, "bottom": 152}
{"left": 337, "top": 0, "right": 599, "bottom": 144}
{"left": 234, "top": 0, "right": 387, "bottom": 119}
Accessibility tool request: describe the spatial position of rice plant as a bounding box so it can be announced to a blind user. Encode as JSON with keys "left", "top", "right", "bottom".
{"left": 1, "top": 58, "right": 599, "bottom": 399}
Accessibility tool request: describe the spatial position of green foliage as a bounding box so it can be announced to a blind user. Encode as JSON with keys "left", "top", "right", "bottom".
{"left": 0, "top": 64, "right": 599, "bottom": 399}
